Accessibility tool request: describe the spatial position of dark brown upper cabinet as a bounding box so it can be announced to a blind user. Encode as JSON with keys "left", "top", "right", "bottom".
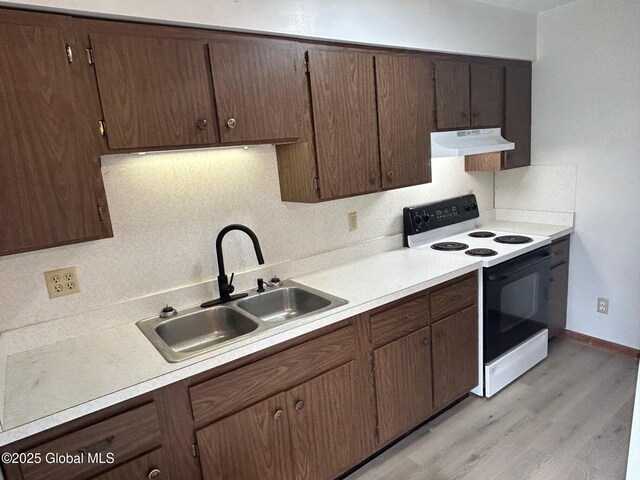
{"left": 209, "top": 36, "right": 303, "bottom": 144}
{"left": 502, "top": 64, "right": 532, "bottom": 169}
{"left": 276, "top": 50, "right": 436, "bottom": 203}
{"left": 0, "top": 9, "right": 112, "bottom": 257}
{"left": 434, "top": 61, "right": 471, "bottom": 129}
{"left": 87, "top": 24, "right": 218, "bottom": 150}
{"left": 435, "top": 60, "right": 504, "bottom": 130}
{"left": 376, "top": 54, "right": 433, "bottom": 190}
{"left": 470, "top": 63, "right": 504, "bottom": 128}
{"left": 307, "top": 49, "right": 381, "bottom": 200}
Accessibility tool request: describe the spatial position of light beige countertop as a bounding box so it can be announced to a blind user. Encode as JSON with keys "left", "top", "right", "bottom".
{"left": 0, "top": 217, "right": 574, "bottom": 447}
{"left": 0, "top": 248, "right": 482, "bottom": 446}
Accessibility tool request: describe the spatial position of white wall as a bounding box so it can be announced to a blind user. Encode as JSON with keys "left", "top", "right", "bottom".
{"left": 1, "top": 0, "right": 537, "bottom": 60}
{"left": 0, "top": 148, "right": 493, "bottom": 333}
{"left": 533, "top": 0, "right": 640, "bottom": 348}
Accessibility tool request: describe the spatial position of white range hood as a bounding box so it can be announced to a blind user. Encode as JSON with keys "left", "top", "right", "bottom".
{"left": 431, "top": 128, "right": 515, "bottom": 158}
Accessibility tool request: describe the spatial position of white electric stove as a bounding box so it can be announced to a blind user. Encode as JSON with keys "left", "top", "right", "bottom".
{"left": 404, "top": 195, "right": 552, "bottom": 397}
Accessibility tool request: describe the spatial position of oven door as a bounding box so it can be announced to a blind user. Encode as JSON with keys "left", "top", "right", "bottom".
{"left": 483, "top": 246, "right": 551, "bottom": 363}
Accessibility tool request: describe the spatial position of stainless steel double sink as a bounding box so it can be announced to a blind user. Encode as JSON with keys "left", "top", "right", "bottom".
{"left": 137, "top": 281, "right": 347, "bottom": 363}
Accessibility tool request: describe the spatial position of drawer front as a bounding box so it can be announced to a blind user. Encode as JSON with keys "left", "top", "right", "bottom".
{"left": 20, "top": 403, "right": 161, "bottom": 480}
{"left": 190, "top": 325, "right": 356, "bottom": 426}
{"left": 92, "top": 448, "right": 167, "bottom": 480}
{"left": 551, "top": 236, "right": 570, "bottom": 267}
{"left": 370, "top": 293, "right": 430, "bottom": 348}
{"left": 430, "top": 274, "right": 477, "bottom": 322}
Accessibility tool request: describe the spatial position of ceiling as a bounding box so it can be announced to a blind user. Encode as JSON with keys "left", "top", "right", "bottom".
{"left": 475, "top": 0, "right": 579, "bottom": 13}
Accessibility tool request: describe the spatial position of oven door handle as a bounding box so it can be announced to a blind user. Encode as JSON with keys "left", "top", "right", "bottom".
{"left": 488, "top": 254, "right": 552, "bottom": 281}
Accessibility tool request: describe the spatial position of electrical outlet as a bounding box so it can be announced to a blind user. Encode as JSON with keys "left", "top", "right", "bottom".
{"left": 348, "top": 212, "right": 358, "bottom": 232}
{"left": 44, "top": 267, "right": 80, "bottom": 299}
{"left": 597, "top": 297, "right": 609, "bottom": 314}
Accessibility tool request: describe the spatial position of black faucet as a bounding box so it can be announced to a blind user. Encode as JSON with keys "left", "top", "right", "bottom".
{"left": 201, "top": 224, "right": 265, "bottom": 308}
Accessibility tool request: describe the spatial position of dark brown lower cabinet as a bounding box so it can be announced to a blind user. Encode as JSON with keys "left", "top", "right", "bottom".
{"left": 432, "top": 305, "right": 479, "bottom": 411}
{"left": 287, "top": 361, "right": 365, "bottom": 480}
{"left": 91, "top": 448, "right": 168, "bottom": 480}
{"left": 548, "top": 235, "right": 571, "bottom": 337}
{"left": 374, "top": 327, "right": 433, "bottom": 445}
{"left": 196, "top": 393, "right": 294, "bottom": 480}
{"left": 196, "top": 361, "right": 365, "bottom": 480}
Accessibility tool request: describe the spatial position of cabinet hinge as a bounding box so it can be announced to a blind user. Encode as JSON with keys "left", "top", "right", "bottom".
{"left": 86, "top": 47, "right": 95, "bottom": 65}
{"left": 98, "top": 119, "right": 107, "bottom": 137}
{"left": 97, "top": 204, "right": 104, "bottom": 223}
{"left": 191, "top": 443, "right": 199, "bottom": 458}
{"left": 313, "top": 177, "right": 319, "bottom": 192}
{"left": 304, "top": 60, "right": 310, "bottom": 74}
{"left": 65, "top": 44, "right": 73, "bottom": 65}
{"left": 432, "top": 66, "right": 436, "bottom": 80}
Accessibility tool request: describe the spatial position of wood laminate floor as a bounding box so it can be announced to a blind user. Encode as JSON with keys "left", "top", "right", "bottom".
{"left": 347, "top": 338, "right": 639, "bottom": 480}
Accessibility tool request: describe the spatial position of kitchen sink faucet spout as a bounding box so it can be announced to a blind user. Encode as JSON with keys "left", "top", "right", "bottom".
{"left": 201, "top": 224, "right": 265, "bottom": 308}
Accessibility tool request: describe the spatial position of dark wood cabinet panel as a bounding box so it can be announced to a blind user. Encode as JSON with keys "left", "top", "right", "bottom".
{"left": 549, "top": 236, "right": 571, "bottom": 337}
{"left": 503, "top": 64, "right": 532, "bottom": 169}
{"left": 307, "top": 49, "right": 380, "bottom": 199}
{"left": 89, "top": 30, "right": 217, "bottom": 149}
{"left": 197, "top": 393, "right": 294, "bottom": 480}
{"left": 430, "top": 273, "right": 478, "bottom": 322}
{"left": 287, "top": 361, "right": 366, "bottom": 480}
{"left": 209, "top": 36, "right": 302, "bottom": 143}
{"left": 435, "top": 61, "right": 471, "bottom": 130}
{"left": 0, "top": 9, "right": 111, "bottom": 256}
{"left": 370, "top": 291, "right": 430, "bottom": 348}
{"left": 376, "top": 54, "right": 432, "bottom": 190}
{"left": 92, "top": 448, "right": 168, "bottom": 480}
{"left": 190, "top": 325, "right": 355, "bottom": 426}
{"left": 470, "top": 63, "right": 504, "bottom": 127}
{"left": 432, "top": 305, "right": 479, "bottom": 411}
{"left": 374, "top": 327, "right": 433, "bottom": 445}
{"left": 20, "top": 403, "right": 161, "bottom": 480}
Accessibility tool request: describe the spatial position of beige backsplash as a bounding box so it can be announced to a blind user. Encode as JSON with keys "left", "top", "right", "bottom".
{"left": 0, "top": 146, "right": 494, "bottom": 335}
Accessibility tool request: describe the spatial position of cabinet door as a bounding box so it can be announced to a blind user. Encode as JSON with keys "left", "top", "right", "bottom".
{"left": 503, "top": 64, "right": 532, "bottom": 169}
{"left": 287, "top": 361, "right": 366, "bottom": 480}
{"left": 434, "top": 61, "right": 471, "bottom": 129}
{"left": 0, "top": 10, "right": 109, "bottom": 256}
{"left": 376, "top": 54, "right": 432, "bottom": 190}
{"left": 209, "top": 36, "right": 302, "bottom": 143}
{"left": 307, "top": 49, "right": 380, "bottom": 199}
{"left": 89, "top": 30, "right": 217, "bottom": 149}
{"left": 432, "top": 305, "right": 478, "bottom": 410}
{"left": 470, "top": 63, "right": 504, "bottom": 128}
{"left": 196, "top": 393, "right": 294, "bottom": 480}
{"left": 374, "top": 327, "right": 433, "bottom": 445}
{"left": 548, "top": 262, "right": 569, "bottom": 337}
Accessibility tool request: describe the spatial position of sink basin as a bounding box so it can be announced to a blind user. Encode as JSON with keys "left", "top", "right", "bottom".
{"left": 236, "top": 286, "right": 340, "bottom": 323}
{"left": 137, "top": 281, "right": 347, "bottom": 363}
{"left": 138, "top": 306, "right": 259, "bottom": 362}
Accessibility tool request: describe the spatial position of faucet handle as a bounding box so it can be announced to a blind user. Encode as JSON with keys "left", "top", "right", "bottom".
{"left": 229, "top": 272, "right": 235, "bottom": 285}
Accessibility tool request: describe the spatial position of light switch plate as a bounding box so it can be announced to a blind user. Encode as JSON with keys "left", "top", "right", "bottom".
{"left": 44, "top": 267, "right": 80, "bottom": 299}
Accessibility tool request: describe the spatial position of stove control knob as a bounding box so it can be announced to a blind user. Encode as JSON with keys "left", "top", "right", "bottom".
{"left": 423, "top": 213, "right": 430, "bottom": 223}
{"left": 471, "top": 203, "right": 478, "bottom": 210}
{"left": 414, "top": 215, "right": 423, "bottom": 225}
{"left": 464, "top": 204, "right": 471, "bottom": 212}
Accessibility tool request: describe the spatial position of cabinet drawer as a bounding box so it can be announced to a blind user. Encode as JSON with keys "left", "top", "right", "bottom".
{"left": 551, "top": 236, "right": 570, "bottom": 267}
{"left": 430, "top": 274, "right": 477, "bottom": 322}
{"left": 20, "top": 403, "right": 161, "bottom": 480}
{"left": 92, "top": 448, "right": 167, "bottom": 480}
{"left": 190, "top": 325, "right": 356, "bottom": 426}
{"left": 370, "top": 293, "right": 430, "bottom": 348}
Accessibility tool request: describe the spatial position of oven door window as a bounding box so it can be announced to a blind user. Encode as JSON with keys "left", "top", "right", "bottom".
{"left": 500, "top": 272, "right": 540, "bottom": 333}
